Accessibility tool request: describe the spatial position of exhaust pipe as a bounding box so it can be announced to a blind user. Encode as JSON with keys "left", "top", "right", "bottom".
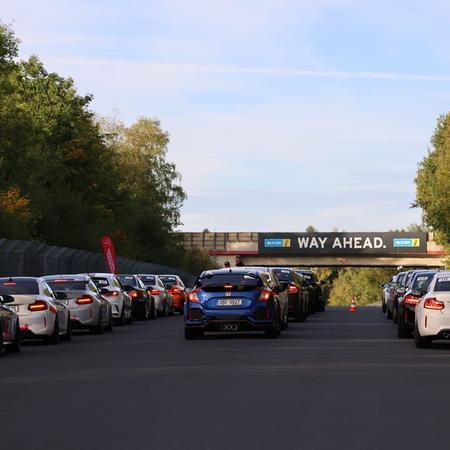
{"left": 231, "top": 324, "right": 238, "bottom": 331}
{"left": 220, "top": 323, "right": 239, "bottom": 332}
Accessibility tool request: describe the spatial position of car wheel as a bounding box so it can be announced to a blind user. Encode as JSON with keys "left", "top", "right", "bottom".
{"left": 46, "top": 318, "right": 61, "bottom": 344}
{"left": 127, "top": 308, "right": 134, "bottom": 324}
{"left": 91, "top": 312, "right": 104, "bottom": 334}
{"left": 381, "top": 300, "right": 386, "bottom": 314}
{"left": 105, "top": 312, "right": 114, "bottom": 332}
{"left": 386, "top": 306, "right": 393, "bottom": 320}
{"left": 397, "top": 313, "right": 411, "bottom": 339}
{"left": 117, "top": 307, "right": 126, "bottom": 326}
{"left": 62, "top": 317, "right": 72, "bottom": 342}
{"left": 295, "top": 307, "right": 306, "bottom": 322}
{"left": 150, "top": 301, "right": 157, "bottom": 320}
{"left": 392, "top": 305, "right": 398, "bottom": 324}
{"left": 185, "top": 328, "right": 203, "bottom": 340}
{"left": 0, "top": 326, "right": 4, "bottom": 357}
{"left": 414, "top": 323, "right": 431, "bottom": 348}
{"left": 265, "top": 326, "right": 279, "bottom": 339}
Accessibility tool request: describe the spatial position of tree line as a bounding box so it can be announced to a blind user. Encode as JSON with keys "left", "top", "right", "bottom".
{"left": 0, "top": 22, "right": 211, "bottom": 273}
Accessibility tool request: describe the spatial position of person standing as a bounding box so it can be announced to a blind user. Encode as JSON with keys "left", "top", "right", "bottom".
{"left": 235, "top": 255, "right": 244, "bottom": 267}
{"left": 223, "top": 261, "right": 231, "bottom": 268}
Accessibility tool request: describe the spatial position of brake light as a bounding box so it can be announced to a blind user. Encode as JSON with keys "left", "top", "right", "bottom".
{"left": 3, "top": 282, "right": 16, "bottom": 286}
{"left": 424, "top": 298, "right": 445, "bottom": 310}
{"left": 288, "top": 284, "right": 299, "bottom": 294}
{"left": 150, "top": 289, "right": 161, "bottom": 296}
{"left": 28, "top": 300, "right": 48, "bottom": 311}
{"left": 224, "top": 285, "right": 233, "bottom": 290}
{"left": 188, "top": 288, "right": 201, "bottom": 303}
{"left": 103, "top": 291, "right": 119, "bottom": 297}
{"left": 258, "top": 289, "right": 271, "bottom": 302}
{"left": 128, "top": 290, "right": 140, "bottom": 298}
{"left": 170, "top": 288, "right": 181, "bottom": 294}
{"left": 404, "top": 295, "right": 420, "bottom": 306}
{"left": 76, "top": 295, "right": 94, "bottom": 305}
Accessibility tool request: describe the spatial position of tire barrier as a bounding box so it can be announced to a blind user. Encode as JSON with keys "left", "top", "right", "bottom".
{"left": 0, "top": 239, "right": 195, "bottom": 286}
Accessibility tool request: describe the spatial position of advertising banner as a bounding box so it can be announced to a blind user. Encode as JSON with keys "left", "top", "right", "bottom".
{"left": 258, "top": 232, "right": 427, "bottom": 256}
{"left": 101, "top": 235, "right": 117, "bottom": 273}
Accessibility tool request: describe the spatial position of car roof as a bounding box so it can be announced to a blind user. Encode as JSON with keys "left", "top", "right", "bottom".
{"left": 436, "top": 271, "right": 450, "bottom": 279}
{"left": 43, "top": 274, "right": 91, "bottom": 281}
{"left": 0, "top": 276, "right": 40, "bottom": 281}
{"left": 200, "top": 268, "right": 264, "bottom": 278}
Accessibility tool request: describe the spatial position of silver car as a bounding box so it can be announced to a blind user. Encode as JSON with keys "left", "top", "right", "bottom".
{"left": 0, "top": 277, "right": 71, "bottom": 344}
{"left": 88, "top": 273, "right": 133, "bottom": 325}
{"left": 44, "top": 275, "right": 113, "bottom": 334}
{"left": 138, "top": 274, "right": 174, "bottom": 317}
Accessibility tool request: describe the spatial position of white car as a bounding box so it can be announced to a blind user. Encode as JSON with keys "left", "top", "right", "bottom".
{"left": 0, "top": 277, "right": 71, "bottom": 344}
{"left": 44, "top": 275, "right": 113, "bottom": 334}
{"left": 138, "top": 274, "right": 174, "bottom": 317}
{"left": 415, "top": 271, "right": 450, "bottom": 348}
{"left": 88, "top": 273, "right": 133, "bottom": 325}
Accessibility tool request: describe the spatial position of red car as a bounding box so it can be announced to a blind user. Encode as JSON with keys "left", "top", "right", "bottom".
{"left": 159, "top": 275, "right": 187, "bottom": 314}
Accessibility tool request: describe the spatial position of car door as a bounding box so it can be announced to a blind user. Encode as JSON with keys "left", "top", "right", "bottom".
{"left": 42, "top": 281, "right": 68, "bottom": 334}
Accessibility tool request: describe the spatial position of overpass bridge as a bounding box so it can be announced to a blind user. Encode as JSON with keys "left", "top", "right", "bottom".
{"left": 182, "top": 231, "right": 447, "bottom": 267}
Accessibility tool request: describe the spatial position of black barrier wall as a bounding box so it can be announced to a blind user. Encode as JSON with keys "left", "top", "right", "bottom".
{"left": 0, "top": 239, "right": 196, "bottom": 286}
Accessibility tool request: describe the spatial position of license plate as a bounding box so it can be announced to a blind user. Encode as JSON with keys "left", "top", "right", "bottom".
{"left": 217, "top": 299, "right": 242, "bottom": 306}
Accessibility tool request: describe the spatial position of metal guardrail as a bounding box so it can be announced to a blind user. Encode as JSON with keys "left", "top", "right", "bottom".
{"left": 0, "top": 239, "right": 196, "bottom": 286}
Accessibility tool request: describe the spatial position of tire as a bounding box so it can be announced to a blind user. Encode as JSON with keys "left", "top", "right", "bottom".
{"left": 386, "top": 306, "right": 393, "bottom": 320}
{"left": 62, "top": 317, "right": 72, "bottom": 342}
{"left": 295, "top": 307, "right": 306, "bottom": 323}
{"left": 105, "top": 312, "right": 114, "bottom": 332}
{"left": 185, "top": 328, "right": 203, "bottom": 340}
{"left": 46, "top": 318, "right": 60, "bottom": 344}
{"left": 91, "top": 312, "right": 104, "bottom": 334}
{"left": 265, "top": 326, "right": 279, "bottom": 339}
{"left": 381, "top": 300, "right": 387, "bottom": 314}
{"left": 397, "top": 313, "right": 411, "bottom": 339}
{"left": 393, "top": 305, "right": 398, "bottom": 324}
{"left": 117, "top": 306, "right": 126, "bottom": 326}
{"left": 127, "top": 308, "right": 134, "bottom": 324}
{"left": 150, "top": 300, "right": 157, "bottom": 320}
{"left": 414, "top": 323, "right": 431, "bottom": 348}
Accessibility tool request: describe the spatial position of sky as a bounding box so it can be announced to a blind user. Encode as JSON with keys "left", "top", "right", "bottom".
{"left": 2, "top": 0, "right": 450, "bottom": 232}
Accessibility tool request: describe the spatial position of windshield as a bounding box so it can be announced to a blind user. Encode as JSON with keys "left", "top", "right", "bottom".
{"left": 0, "top": 279, "right": 39, "bottom": 295}
{"left": 47, "top": 279, "right": 89, "bottom": 291}
{"left": 160, "top": 276, "right": 179, "bottom": 287}
{"left": 139, "top": 276, "right": 156, "bottom": 285}
{"left": 92, "top": 277, "right": 110, "bottom": 288}
{"left": 435, "top": 277, "right": 450, "bottom": 292}
{"left": 412, "top": 273, "right": 435, "bottom": 291}
{"left": 198, "top": 273, "right": 261, "bottom": 292}
{"left": 117, "top": 276, "right": 137, "bottom": 288}
{"left": 273, "top": 269, "right": 292, "bottom": 282}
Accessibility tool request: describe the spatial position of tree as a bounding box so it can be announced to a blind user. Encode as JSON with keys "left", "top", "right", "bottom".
{"left": 305, "top": 225, "right": 318, "bottom": 233}
{"left": 415, "top": 113, "right": 450, "bottom": 247}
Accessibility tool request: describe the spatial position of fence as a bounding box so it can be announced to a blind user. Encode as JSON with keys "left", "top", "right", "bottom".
{"left": 0, "top": 239, "right": 196, "bottom": 286}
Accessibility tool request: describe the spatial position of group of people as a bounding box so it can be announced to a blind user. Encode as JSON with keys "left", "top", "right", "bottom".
{"left": 223, "top": 255, "right": 244, "bottom": 268}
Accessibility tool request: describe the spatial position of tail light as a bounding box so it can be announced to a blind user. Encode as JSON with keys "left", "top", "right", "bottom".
{"left": 28, "top": 300, "right": 48, "bottom": 311}
{"left": 170, "top": 287, "right": 182, "bottom": 294}
{"left": 258, "top": 289, "right": 271, "bottom": 302}
{"left": 424, "top": 298, "right": 445, "bottom": 310}
{"left": 288, "top": 284, "right": 299, "bottom": 294}
{"left": 103, "top": 291, "right": 119, "bottom": 297}
{"left": 150, "top": 289, "right": 161, "bottom": 296}
{"left": 76, "top": 295, "right": 94, "bottom": 305}
{"left": 128, "top": 290, "right": 140, "bottom": 299}
{"left": 404, "top": 294, "right": 420, "bottom": 306}
{"left": 188, "top": 288, "right": 201, "bottom": 303}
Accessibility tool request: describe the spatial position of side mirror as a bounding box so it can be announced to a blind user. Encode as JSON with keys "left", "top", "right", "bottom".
{"left": 0, "top": 294, "right": 15, "bottom": 304}
{"left": 397, "top": 287, "right": 406, "bottom": 294}
{"left": 54, "top": 291, "right": 67, "bottom": 300}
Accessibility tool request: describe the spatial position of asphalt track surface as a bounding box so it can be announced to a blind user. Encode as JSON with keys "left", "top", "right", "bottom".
{"left": 2, "top": 307, "right": 450, "bottom": 450}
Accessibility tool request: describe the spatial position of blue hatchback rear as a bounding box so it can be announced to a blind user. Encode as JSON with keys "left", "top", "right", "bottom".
{"left": 184, "top": 268, "right": 287, "bottom": 339}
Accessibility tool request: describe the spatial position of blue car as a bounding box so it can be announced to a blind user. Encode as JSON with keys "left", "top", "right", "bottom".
{"left": 184, "top": 268, "right": 288, "bottom": 339}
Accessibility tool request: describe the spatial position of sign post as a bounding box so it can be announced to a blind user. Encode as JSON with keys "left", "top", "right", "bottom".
{"left": 101, "top": 235, "right": 117, "bottom": 273}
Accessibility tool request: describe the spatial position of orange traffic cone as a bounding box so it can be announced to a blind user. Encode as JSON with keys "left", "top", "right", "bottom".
{"left": 349, "top": 296, "right": 357, "bottom": 312}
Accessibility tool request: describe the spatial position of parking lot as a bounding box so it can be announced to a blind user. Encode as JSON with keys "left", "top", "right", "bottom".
{"left": 2, "top": 306, "right": 450, "bottom": 450}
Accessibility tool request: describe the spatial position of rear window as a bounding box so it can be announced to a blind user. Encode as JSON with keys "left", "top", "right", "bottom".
{"left": 412, "top": 274, "right": 435, "bottom": 291}
{"left": 273, "top": 269, "right": 292, "bottom": 282}
{"left": 396, "top": 273, "right": 406, "bottom": 284}
{"left": 160, "top": 276, "right": 178, "bottom": 287}
{"left": 0, "top": 279, "right": 39, "bottom": 295}
{"left": 92, "top": 277, "right": 111, "bottom": 288}
{"left": 435, "top": 277, "right": 450, "bottom": 292}
{"left": 198, "top": 273, "right": 262, "bottom": 292}
{"left": 139, "top": 276, "right": 156, "bottom": 285}
{"left": 117, "top": 276, "right": 137, "bottom": 288}
{"left": 47, "top": 279, "right": 89, "bottom": 291}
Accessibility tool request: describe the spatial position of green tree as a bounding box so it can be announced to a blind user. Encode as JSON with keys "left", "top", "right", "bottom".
{"left": 305, "top": 225, "right": 318, "bottom": 232}
{"left": 415, "top": 113, "right": 450, "bottom": 247}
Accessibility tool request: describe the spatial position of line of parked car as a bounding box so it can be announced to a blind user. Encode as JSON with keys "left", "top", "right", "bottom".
{"left": 381, "top": 268, "right": 450, "bottom": 348}
{"left": 0, "top": 272, "right": 188, "bottom": 356}
{"left": 184, "top": 267, "right": 326, "bottom": 339}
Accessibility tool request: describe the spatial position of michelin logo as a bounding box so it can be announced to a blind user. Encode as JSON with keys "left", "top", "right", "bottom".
{"left": 264, "top": 239, "right": 291, "bottom": 248}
